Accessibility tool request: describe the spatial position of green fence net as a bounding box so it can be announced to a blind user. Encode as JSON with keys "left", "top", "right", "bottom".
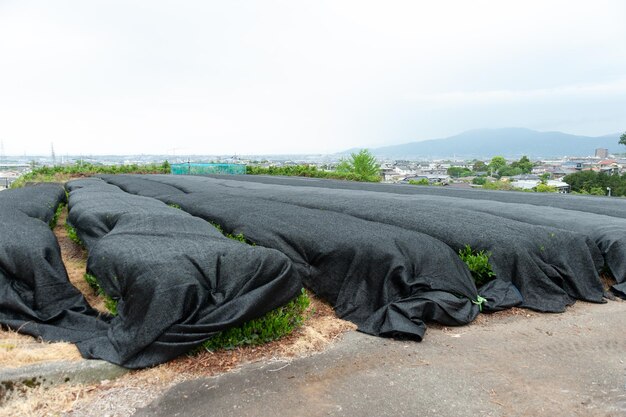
{"left": 171, "top": 163, "right": 246, "bottom": 176}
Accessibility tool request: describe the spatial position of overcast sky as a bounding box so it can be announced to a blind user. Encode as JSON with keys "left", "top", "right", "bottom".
{"left": 1, "top": 1, "right": 625, "bottom": 156}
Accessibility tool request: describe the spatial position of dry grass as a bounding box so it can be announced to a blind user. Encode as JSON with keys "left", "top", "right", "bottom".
{"left": 0, "top": 208, "right": 93, "bottom": 369}
{"left": 156, "top": 293, "right": 355, "bottom": 377}
{"left": 66, "top": 294, "right": 352, "bottom": 416}
{"left": 0, "top": 293, "right": 354, "bottom": 417}
{"left": 0, "top": 328, "right": 81, "bottom": 369}
{"left": 600, "top": 272, "right": 617, "bottom": 292}
{"left": 0, "top": 384, "right": 86, "bottom": 417}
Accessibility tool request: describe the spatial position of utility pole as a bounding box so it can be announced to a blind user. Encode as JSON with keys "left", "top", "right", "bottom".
{"left": 51, "top": 142, "right": 56, "bottom": 165}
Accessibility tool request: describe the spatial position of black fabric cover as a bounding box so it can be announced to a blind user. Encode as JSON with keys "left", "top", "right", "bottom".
{"left": 101, "top": 175, "right": 606, "bottom": 314}
{"left": 97, "top": 174, "right": 492, "bottom": 341}
{"left": 65, "top": 178, "right": 302, "bottom": 368}
{"left": 0, "top": 185, "right": 110, "bottom": 343}
{"left": 0, "top": 183, "right": 66, "bottom": 222}
{"left": 207, "top": 174, "right": 626, "bottom": 219}
{"left": 381, "top": 194, "right": 626, "bottom": 297}
{"left": 202, "top": 175, "right": 626, "bottom": 296}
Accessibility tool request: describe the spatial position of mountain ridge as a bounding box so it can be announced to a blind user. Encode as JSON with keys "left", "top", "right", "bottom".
{"left": 343, "top": 128, "right": 622, "bottom": 159}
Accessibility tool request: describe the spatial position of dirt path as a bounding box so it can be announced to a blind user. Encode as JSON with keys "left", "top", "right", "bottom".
{"left": 135, "top": 299, "right": 626, "bottom": 417}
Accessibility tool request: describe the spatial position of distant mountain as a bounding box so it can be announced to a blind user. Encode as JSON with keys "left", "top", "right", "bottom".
{"left": 351, "top": 128, "right": 622, "bottom": 159}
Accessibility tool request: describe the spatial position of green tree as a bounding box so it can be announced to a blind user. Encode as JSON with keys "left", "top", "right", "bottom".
{"left": 488, "top": 156, "right": 507, "bottom": 175}
{"left": 337, "top": 149, "right": 380, "bottom": 181}
{"left": 510, "top": 155, "right": 533, "bottom": 174}
{"left": 472, "top": 160, "right": 487, "bottom": 172}
{"left": 498, "top": 166, "right": 523, "bottom": 177}
{"left": 563, "top": 171, "right": 598, "bottom": 192}
{"left": 447, "top": 167, "right": 472, "bottom": 177}
{"left": 619, "top": 132, "right": 626, "bottom": 148}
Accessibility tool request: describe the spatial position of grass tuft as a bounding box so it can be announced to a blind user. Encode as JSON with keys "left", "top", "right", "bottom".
{"left": 195, "top": 288, "right": 310, "bottom": 353}
{"left": 458, "top": 244, "right": 495, "bottom": 286}
{"left": 210, "top": 221, "right": 252, "bottom": 244}
{"left": 65, "top": 223, "right": 84, "bottom": 247}
{"left": 83, "top": 273, "right": 118, "bottom": 316}
{"left": 48, "top": 203, "right": 65, "bottom": 229}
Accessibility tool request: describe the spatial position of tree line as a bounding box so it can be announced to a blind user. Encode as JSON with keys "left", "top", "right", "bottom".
{"left": 563, "top": 171, "right": 626, "bottom": 197}
{"left": 247, "top": 149, "right": 381, "bottom": 183}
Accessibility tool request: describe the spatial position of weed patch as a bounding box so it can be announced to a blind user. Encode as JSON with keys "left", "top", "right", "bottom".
{"left": 247, "top": 164, "right": 381, "bottom": 183}
{"left": 83, "top": 273, "right": 118, "bottom": 316}
{"left": 195, "top": 289, "right": 311, "bottom": 352}
{"left": 408, "top": 178, "right": 430, "bottom": 186}
{"left": 48, "top": 203, "right": 65, "bottom": 229}
{"left": 10, "top": 161, "right": 171, "bottom": 189}
{"left": 210, "top": 222, "right": 252, "bottom": 244}
{"left": 458, "top": 244, "right": 495, "bottom": 286}
{"left": 65, "top": 223, "right": 83, "bottom": 247}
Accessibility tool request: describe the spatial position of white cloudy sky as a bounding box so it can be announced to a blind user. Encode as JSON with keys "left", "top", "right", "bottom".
{"left": 1, "top": 0, "right": 625, "bottom": 155}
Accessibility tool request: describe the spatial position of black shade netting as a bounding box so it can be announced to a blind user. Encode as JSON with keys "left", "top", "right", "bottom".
{"left": 64, "top": 178, "right": 302, "bottom": 368}
{"left": 0, "top": 184, "right": 110, "bottom": 344}
{"left": 103, "top": 175, "right": 606, "bottom": 314}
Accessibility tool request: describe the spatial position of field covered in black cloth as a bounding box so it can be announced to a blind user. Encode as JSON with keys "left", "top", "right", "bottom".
{"left": 100, "top": 175, "right": 612, "bottom": 335}
{"left": 100, "top": 175, "right": 491, "bottom": 341}
{"left": 206, "top": 175, "right": 626, "bottom": 296}
{"left": 2, "top": 175, "right": 620, "bottom": 368}
{"left": 211, "top": 174, "right": 626, "bottom": 219}
{"left": 65, "top": 178, "right": 302, "bottom": 368}
{"left": 0, "top": 185, "right": 110, "bottom": 345}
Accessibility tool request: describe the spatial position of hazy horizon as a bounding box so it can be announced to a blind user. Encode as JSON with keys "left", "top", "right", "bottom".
{"left": 1, "top": 1, "right": 625, "bottom": 156}
{"left": 0, "top": 127, "right": 621, "bottom": 158}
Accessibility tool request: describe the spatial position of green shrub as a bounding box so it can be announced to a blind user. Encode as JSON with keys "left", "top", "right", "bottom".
{"left": 458, "top": 244, "right": 495, "bottom": 286}
{"left": 210, "top": 222, "right": 251, "bottom": 244}
{"left": 482, "top": 180, "right": 516, "bottom": 191}
{"left": 83, "top": 272, "right": 99, "bottom": 292}
{"left": 11, "top": 161, "right": 171, "bottom": 189}
{"left": 195, "top": 221, "right": 310, "bottom": 352}
{"left": 535, "top": 183, "right": 557, "bottom": 193}
{"left": 196, "top": 288, "right": 310, "bottom": 352}
{"left": 472, "top": 177, "right": 487, "bottom": 185}
{"left": 83, "top": 273, "right": 118, "bottom": 316}
{"left": 49, "top": 203, "right": 65, "bottom": 229}
{"left": 408, "top": 178, "right": 430, "bottom": 186}
{"left": 246, "top": 164, "right": 381, "bottom": 183}
{"left": 589, "top": 187, "right": 606, "bottom": 196}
